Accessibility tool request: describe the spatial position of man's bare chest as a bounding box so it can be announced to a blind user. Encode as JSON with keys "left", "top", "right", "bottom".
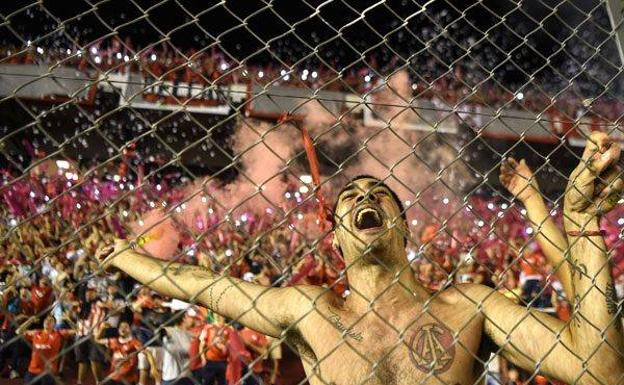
{"left": 293, "top": 302, "right": 485, "bottom": 385}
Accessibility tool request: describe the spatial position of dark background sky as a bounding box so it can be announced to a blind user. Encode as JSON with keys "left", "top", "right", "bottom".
{"left": 1, "top": 0, "right": 618, "bottom": 93}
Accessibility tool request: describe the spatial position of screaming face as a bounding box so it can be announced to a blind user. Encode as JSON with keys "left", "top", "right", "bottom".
{"left": 354, "top": 205, "right": 384, "bottom": 231}
{"left": 333, "top": 176, "right": 408, "bottom": 264}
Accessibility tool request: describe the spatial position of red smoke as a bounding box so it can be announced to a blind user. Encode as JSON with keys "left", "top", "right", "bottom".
{"left": 129, "top": 208, "right": 181, "bottom": 260}
{"left": 152, "top": 69, "right": 472, "bottom": 250}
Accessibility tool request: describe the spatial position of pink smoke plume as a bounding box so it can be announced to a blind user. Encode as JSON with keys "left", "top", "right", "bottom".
{"left": 300, "top": 99, "right": 338, "bottom": 128}
{"left": 165, "top": 118, "right": 302, "bottom": 243}
{"left": 370, "top": 70, "right": 420, "bottom": 128}
{"left": 209, "top": 119, "right": 299, "bottom": 215}
{"left": 176, "top": 70, "right": 472, "bottom": 238}
{"left": 330, "top": 70, "right": 473, "bottom": 230}
{"left": 129, "top": 209, "right": 181, "bottom": 260}
{"left": 347, "top": 124, "right": 428, "bottom": 204}
{"left": 340, "top": 121, "right": 470, "bottom": 232}
{"left": 174, "top": 180, "right": 211, "bottom": 235}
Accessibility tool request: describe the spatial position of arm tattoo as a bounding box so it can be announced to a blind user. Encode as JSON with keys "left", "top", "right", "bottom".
{"left": 606, "top": 283, "right": 623, "bottom": 332}
{"left": 573, "top": 294, "right": 582, "bottom": 327}
{"left": 171, "top": 263, "right": 211, "bottom": 277}
{"left": 208, "top": 283, "right": 217, "bottom": 310}
{"left": 571, "top": 258, "right": 588, "bottom": 280}
{"left": 213, "top": 282, "right": 236, "bottom": 313}
{"left": 326, "top": 308, "right": 363, "bottom": 342}
{"left": 577, "top": 263, "right": 588, "bottom": 279}
{"left": 606, "top": 283, "right": 620, "bottom": 316}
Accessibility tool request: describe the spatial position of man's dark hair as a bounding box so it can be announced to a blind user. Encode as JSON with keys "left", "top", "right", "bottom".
{"left": 332, "top": 175, "right": 407, "bottom": 224}
{"left": 331, "top": 175, "right": 408, "bottom": 253}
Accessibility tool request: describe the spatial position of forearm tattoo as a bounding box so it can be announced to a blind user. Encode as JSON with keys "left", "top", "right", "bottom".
{"left": 573, "top": 294, "right": 582, "bottom": 327}
{"left": 576, "top": 263, "right": 588, "bottom": 279}
{"left": 171, "top": 263, "right": 211, "bottom": 278}
{"left": 163, "top": 263, "right": 217, "bottom": 306}
{"left": 606, "top": 283, "right": 623, "bottom": 332}
{"left": 606, "top": 283, "right": 620, "bottom": 316}
{"left": 327, "top": 308, "right": 363, "bottom": 342}
{"left": 208, "top": 283, "right": 217, "bottom": 310}
{"left": 571, "top": 257, "right": 588, "bottom": 280}
{"left": 214, "top": 281, "right": 236, "bottom": 313}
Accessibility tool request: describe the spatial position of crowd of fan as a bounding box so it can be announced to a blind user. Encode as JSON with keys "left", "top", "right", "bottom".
{"left": 0, "top": 162, "right": 292, "bottom": 385}
{"left": 2, "top": 22, "right": 623, "bottom": 123}
{"left": 3, "top": 3, "right": 624, "bottom": 385}
{"left": 1, "top": 157, "right": 624, "bottom": 385}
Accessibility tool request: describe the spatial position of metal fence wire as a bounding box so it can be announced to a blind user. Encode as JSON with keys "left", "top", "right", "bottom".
{"left": 1, "top": 1, "right": 624, "bottom": 385}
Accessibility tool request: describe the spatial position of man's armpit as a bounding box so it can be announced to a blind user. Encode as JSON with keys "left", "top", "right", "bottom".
{"left": 286, "top": 329, "right": 317, "bottom": 362}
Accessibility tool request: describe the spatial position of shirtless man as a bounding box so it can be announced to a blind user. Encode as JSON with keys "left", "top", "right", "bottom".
{"left": 97, "top": 132, "right": 624, "bottom": 385}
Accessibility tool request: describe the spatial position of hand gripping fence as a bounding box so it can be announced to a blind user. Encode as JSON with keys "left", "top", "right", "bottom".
{"left": 1, "top": 1, "right": 624, "bottom": 385}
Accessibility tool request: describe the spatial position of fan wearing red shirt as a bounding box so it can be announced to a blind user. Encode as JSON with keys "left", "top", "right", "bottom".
{"left": 18, "top": 315, "right": 75, "bottom": 385}
{"left": 31, "top": 277, "right": 54, "bottom": 315}
{"left": 95, "top": 321, "right": 159, "bottom": 385}
{"left": 198, "top": 317, "right": 230, "bottom": 385}
{"left": 519, "top": 249, "right": 545, "bottom": 304}
{"left": 239, "top": 327, "right": 270, "bottom": 385}
{"left": 188, "top": 319, "right": 206, "bottom": 382}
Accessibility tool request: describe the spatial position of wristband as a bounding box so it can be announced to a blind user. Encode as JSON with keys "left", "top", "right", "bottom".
{"left": 566, "top": 230, "right": 605, "bottom": 237}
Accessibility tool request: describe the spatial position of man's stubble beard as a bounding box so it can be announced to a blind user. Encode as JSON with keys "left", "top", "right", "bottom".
{"left": 350, "top": 231, "right": 398, "bottom": 267}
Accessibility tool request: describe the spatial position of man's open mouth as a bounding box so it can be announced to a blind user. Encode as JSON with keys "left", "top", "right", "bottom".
{"left": 354, "top": 206, "right": 384, "bottom": 230}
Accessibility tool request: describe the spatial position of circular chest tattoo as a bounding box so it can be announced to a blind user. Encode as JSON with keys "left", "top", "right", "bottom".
{"left": 408, "top": 323, "right": 456, "bottom": 374}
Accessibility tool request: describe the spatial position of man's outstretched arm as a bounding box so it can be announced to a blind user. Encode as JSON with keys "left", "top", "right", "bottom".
{"left": 97, "top": 240, "right": 316, "bottom": 338}
{"left": 560, "top": 133, "right": 624, "bottom": 377}
{"left": 468, "top": 133, "right": 624, "bottom": 385}
{"left": 500, "top": 158, "right": 572, "bottom": 300}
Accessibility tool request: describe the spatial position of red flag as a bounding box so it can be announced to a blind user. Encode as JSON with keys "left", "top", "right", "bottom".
{"left": 301, "top": 126, "right": 330, "bottom": 230}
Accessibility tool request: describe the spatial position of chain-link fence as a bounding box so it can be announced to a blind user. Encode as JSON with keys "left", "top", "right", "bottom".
{"left": 1, "top": 1, "right": 624, "bottom": 385}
